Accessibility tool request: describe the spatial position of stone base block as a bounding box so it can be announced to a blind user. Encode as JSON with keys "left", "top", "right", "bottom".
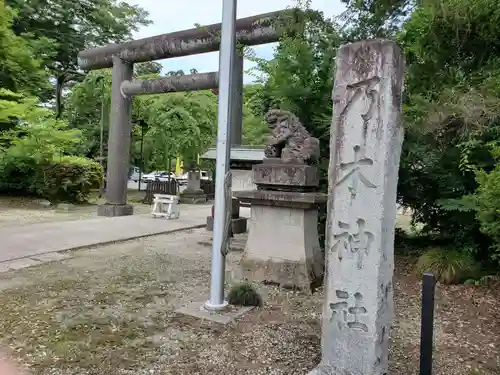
{"left": 97, "top": 203, "right": 134, "bottom": 217}
{"left": 206, "top": 216, "right": 248, "bottom": 234}
{"left": 253, "top": 161, "right": 318, "bottom": 190}
{"left": 234, "top": 203, "right": 324, "bottom": 294}
{"left": 231, "top": 217, "right": 247, "bottom": 234}
{"left": 236, "top": 255, "right": 323, "bottom": 293}
{"left": 180, "top": 190, "right": 207, "bottom": 204}
{"left": 175, "top": 301, "right": 254, "bottom": 325}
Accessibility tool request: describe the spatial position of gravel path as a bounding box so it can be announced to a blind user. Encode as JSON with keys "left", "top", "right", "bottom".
{"left": 0, "top": 229, "right": 497, "bottom": 375}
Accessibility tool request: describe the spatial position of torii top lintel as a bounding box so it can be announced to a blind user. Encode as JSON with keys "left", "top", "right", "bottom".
{"left": 78, "top": 9, "right": 292, "bottom": 71}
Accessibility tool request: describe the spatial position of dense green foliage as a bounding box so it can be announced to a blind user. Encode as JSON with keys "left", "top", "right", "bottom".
{"left": 0, "top": 91, "right": 103, "bottom": 202}
{"left": 5, "top": 0, "right": 150, "bottom": 115}
{"left": 474, "top": 146, "right": 500, "bottom": 264}
{"left": 0, "top": 0, "right": 142, "bottom": 202}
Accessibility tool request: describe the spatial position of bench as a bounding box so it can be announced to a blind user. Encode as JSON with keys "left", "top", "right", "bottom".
{"left": 151, "top": 194, "right": 180, "bottom": 219}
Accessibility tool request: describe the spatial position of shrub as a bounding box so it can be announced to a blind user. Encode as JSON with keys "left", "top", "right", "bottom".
{"left": 227, "top": 283, "right": 262, "bottom": 307}
{"left": 0, "top": 155, "right": 103, "bottom": 203}
{"left": 0, "top": 111, "right": 102, "bottom": 202}
{"left": 32, "top": 156, "right": 103, "bottom": 203}
{"left": 416, "top": 248, "right": 480, "bottom": 284}
{"left": 475, "top": 158, "right": 500, "bottom": 265}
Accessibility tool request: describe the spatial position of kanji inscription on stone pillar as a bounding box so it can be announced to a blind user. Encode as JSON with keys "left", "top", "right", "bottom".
{"left": 309, "top": 39, "right": 405, "bottom": 375}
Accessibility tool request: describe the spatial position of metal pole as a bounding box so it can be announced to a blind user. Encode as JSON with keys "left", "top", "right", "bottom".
{"left": 419, "top": 273, "right": 436, "bottom": 375}
{"left": 205, "top": 0, "right": 237, "bottom": 311}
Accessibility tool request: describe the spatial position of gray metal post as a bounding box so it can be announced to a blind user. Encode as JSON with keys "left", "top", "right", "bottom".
{"left": 230, "top": 52, "right": 243, "bottom": 146}
{"left": 205, "top": 0, "right": 237, "bottom": 311}
{"left": 97, "top": 56, "right": 134, "bottom": 217}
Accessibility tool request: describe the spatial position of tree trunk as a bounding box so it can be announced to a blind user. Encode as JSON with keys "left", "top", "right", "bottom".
{"left": 55, "top": 75, "right": 65, "bottom": 119}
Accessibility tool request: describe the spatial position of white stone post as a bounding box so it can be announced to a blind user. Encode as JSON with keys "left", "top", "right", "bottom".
{"left": 309, "top": 40, "right": 404, "bottom": 374}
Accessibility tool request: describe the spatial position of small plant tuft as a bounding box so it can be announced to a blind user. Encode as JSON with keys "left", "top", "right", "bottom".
{"left": 227, "top": 282, "right": 262, "bottom": 307}
{"left": 464, "top": 274, "right": 500, "bottom": 286}
{"left": 416, "top": 247, "right": 479, "bottom": 284}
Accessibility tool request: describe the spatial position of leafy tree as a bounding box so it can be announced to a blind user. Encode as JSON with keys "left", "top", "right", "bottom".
{"left": 165, "top": 70, "right": 186, "bottom": 77}
{"left": 340, "top": 0, "right": 415, "bottom": 40}
{"left": 395, "top": 0, "right": 500, "bottom": 253}
{"left": 0, "top": 0, "right": 50, "bottom": 99}
{"left": 474, "top": 145, "right": 500, "bottom": 265}
{"left": 135, "top": 62, "right": 163, "bottom": 77}
{"left": 249, "top": 5, "right": 343, "bottom": 246}
{"left": 6, "top": 0, "right": 151, "bottom": 115}
{"left": 63, "top": 70, "right": 112, "bottom": 159}
{"left": 242, "top": 84, "right": 269, "bottom": 145}
{"left": 136, "top": 91, "right": 218, "bottom": 171}
{"left": 253, "top": 6, "right": 340, "bottom": 151}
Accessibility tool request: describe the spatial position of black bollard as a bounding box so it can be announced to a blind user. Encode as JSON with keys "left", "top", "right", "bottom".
{"left": 419, "top": 273, "right": 437, "bottom": 375}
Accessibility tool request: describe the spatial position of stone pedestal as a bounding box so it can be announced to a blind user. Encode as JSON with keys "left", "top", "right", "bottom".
{"left": 97, "top": 203, "right": 133, "bottom": 217}
{"left": 253, "top": 158, "right": 319, "bottom": 191}
{"left": 180, "top": 171, "right": 207, "bottom": 203}
{"left": 234, "top": 190, "right": 326, "bottom": 293}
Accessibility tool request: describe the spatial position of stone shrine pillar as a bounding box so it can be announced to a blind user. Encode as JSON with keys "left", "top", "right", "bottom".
{"left": 180, "top": 171, "right": 207, "bottom": 204}
{"left": 234, "top": 109, "right": 326, "bottom": 293}
{"left": 309, "top": 40, "right": 404, "bottom": 374}
{"left": 98, "top": 56, "right": 134, "bottom": 217}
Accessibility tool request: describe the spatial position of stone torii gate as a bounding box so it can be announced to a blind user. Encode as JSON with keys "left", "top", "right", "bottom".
{"left": 78, "top": 10, "right": 287, "bottom": 217}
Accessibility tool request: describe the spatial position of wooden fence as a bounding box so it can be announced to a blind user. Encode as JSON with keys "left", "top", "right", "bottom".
{"left": 143, "top": 180, "right": 179, "bottom": 204}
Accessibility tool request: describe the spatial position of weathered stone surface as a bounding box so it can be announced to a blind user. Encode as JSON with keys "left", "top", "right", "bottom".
{"left": 309, "top": 40, "right": 404, "bottom": 375}
{"left": 78, "top": 10, "right": 288, "bottom": 70}
{"left": 230, "top": 217, "right": 247, "bottom": 234}
{"left": 234, "top": 203, "right": 324, "bottom": 294}
{"left": 231, "top": 169, "right": 256, "bottom": 192}
{"left": 121, "top": 72, "right": 219, "bottom": 96}
{"left": 185, "top": 171, "right": 201, "bottom": 192}
{"left": 97, "top": 203, "right": 134, "bottom": 217}
{"left": 263, "top": 109, "right": 320, "bottom": 165}
{"left": 234, "top": 190, "right": 326, "bottom": 209}
{"left": 103, "top": 56, "right": 133, "bottom": 207}
{"left": 252, "top": 162, "right": 319, "bottom": 189}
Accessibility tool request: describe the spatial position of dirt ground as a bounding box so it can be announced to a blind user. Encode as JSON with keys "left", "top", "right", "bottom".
{"left": 0, "top": 229, "right": 497, "bottom": 375}
{"left": 0, "top": 194, "right": 152, "bottom": 227}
